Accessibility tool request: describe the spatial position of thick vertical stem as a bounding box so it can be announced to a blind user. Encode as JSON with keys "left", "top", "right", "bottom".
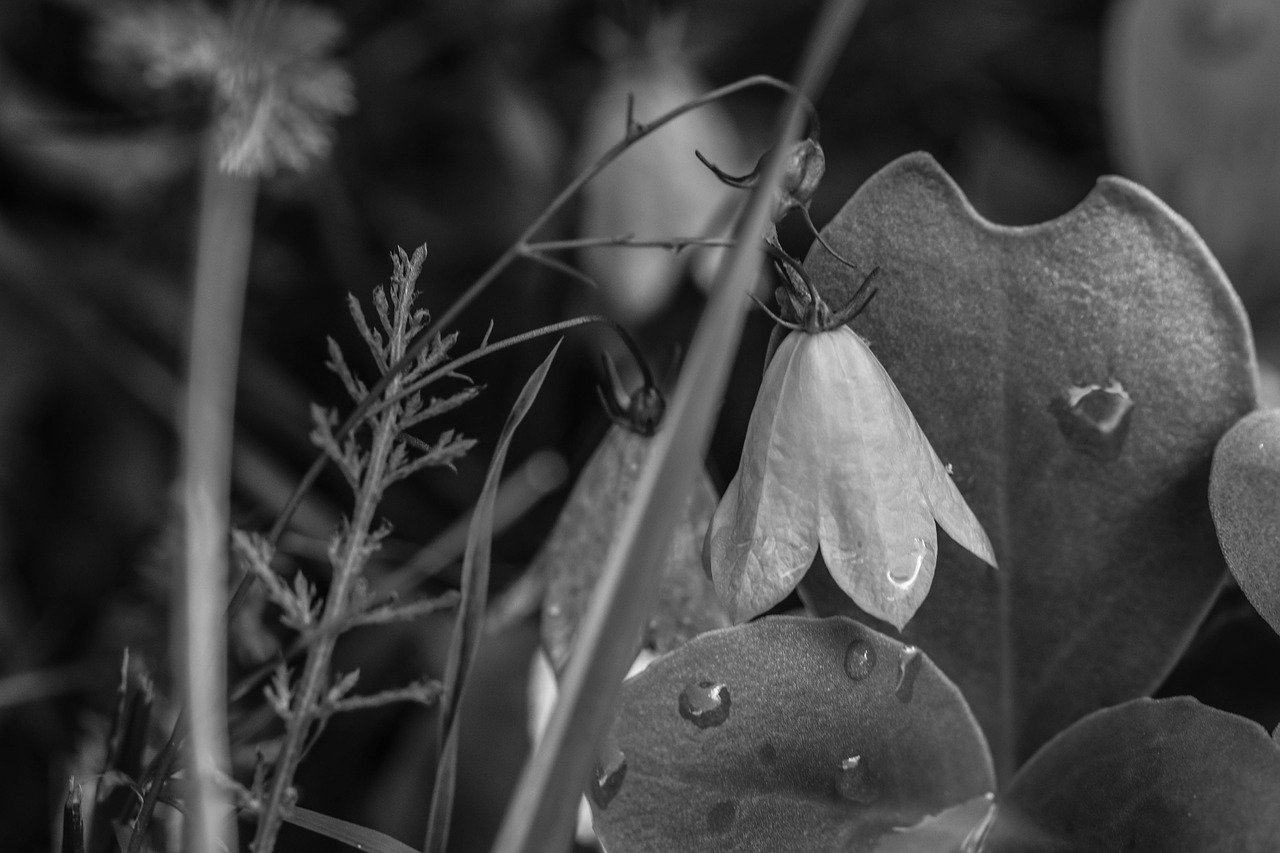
{"left": 179, "top": 142, "right": 257, "bottom": 853}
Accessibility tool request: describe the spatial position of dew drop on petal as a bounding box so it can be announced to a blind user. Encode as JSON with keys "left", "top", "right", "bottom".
{"left": 835, "top": 755, "right": 879, "bottom": 804}
{"left": 589, "top": 733, "right": 627, "bottom": 809}
{"left": 678, "top": 680, "right": 731, "bottom": 728}
{"left": 707, "top": 799, "right": 737, "bottom": 833}
{"left": 888, "top": 538, "right": 933, "bottom": 588}
{"left": 895, "top": 645, "right": 923, "bottom": 703}
{"left": 843, "top": 639, "right": 877, "bottom": 682}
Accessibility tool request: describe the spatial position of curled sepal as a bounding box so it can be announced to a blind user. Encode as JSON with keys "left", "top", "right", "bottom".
{"left": 596, "top": 352, "right": 665, "bottom": 437}
{"left": 705, "top": 327, "right": 996, "bottom": 628}
{"left": 698, "top": 138, "right": 826, "bottom": 226}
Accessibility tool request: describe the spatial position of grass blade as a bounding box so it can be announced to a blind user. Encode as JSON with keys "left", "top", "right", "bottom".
{"left": 488, "top": 3, "right": 868, "bottom": 850}
{"left": 285, "top": 807, "right": 421, "bottom": 853}
{"left": 423, "top": 341, "right": 564, "bottom": 853}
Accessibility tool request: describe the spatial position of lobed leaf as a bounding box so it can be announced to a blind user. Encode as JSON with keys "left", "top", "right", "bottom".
{"left": 1210, "top": 408, "right": 1280, "bottom": 637}
{"left": 801, "top": 152, "right": 1258, "bottom": 773}
{"left": 592, "top": 616, "right": 995, "bottom": 853}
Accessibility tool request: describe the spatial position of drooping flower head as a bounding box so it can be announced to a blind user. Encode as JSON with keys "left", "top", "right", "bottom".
{"left": 705, "top": 281, "right": 997, "bottom": 630}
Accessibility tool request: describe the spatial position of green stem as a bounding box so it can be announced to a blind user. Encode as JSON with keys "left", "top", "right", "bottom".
{"left": 178, "top": 141, "right": 256, "bottom": 853}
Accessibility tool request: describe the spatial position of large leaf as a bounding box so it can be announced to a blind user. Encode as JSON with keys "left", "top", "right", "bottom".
{"left": 592, "top": 616, "right": 995, "bottom": 853}
{"left": 539, "top": 425, "right": 729, "bottom": 675}
{"left": 800, "top": 152, "right": 1257, "bottom": 773}
{"left": 1210, "top": 408, "right": 1280, "bottom": 636}
{"left": 986, "top": 697, "right": 1280, "bottom": 852}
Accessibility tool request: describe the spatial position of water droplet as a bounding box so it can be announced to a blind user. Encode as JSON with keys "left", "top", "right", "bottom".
{"left": 896, "top": 646, "right": 923, "bottom": 703}
{"left": 843, "top": 639, "right": 877, "bottom": 681}
{"left": 589, "top": 734, "right": 627, "bottom": 809}
{"left": 835, "top": 755, "right": 879, "bottom": 804}
{"left": 707, "top": 799, "right": 737, "bottom": 833}
{"left": 678, "top": 681, "right": 731, "bottom": 728}
{"left": 757, "top": 742, "right": 778, "bottom": 766}
{"left": 1049, "top": 380, "right": 1135, "bottom": 461}
{"left": 888, "top": 539, "right": 933, "bottom": 588}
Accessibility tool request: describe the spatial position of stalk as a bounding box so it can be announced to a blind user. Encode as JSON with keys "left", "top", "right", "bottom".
{"left": 178, "top": 139, "right": 257, "bottom": 853}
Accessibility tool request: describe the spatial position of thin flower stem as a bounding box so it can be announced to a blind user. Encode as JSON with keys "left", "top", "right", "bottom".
{"left": 178, "top": 141, "right": 255, "bottom": 853}
{"left": 257, "top": 75, "right": 805, "bottom": 557}
{"left": 520, "top": 251, "right": 603, "bottom": 291}
{"left": 366, "top": 315, "right": 656, "bottom": 419}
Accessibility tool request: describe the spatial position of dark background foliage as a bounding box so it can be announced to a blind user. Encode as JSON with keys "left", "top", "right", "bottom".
{"left": 0, "top": 0, "right": 1276, "bottom": 850}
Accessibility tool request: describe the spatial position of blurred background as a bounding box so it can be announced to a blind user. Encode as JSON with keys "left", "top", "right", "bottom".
{"left": 1, "top": 0, "right": 1278, "bottom": 850}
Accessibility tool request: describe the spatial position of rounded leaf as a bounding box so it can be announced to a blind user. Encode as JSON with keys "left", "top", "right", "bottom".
{"left": 987, "top": 697, "right": 1280, "bottom": 852}
{"left": 592, "top": 616, "right": 995, "bottom": 853}
{"left": 1210, "top": 408, "right": 1280, "bottom": 636}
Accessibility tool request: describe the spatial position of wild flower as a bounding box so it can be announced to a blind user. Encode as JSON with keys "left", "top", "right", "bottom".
{"left": 705, "top": 281, "right": 997, "bottom": 629}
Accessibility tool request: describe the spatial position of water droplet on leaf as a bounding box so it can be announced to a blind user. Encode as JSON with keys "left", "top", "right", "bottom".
{"left": 896, "top": 646, "right": 923, "bottom": 703}
{"left": 707, "top": 799, "right": 737, "bottom": 833}
{"left": 678, "top": 680, "right": 731, "bottom": 728}
{"left": 589, "top": 734, "right": 627, "bottom": 808}
{"left": 843, "top": 639, "right": 877, "bottom": 681}
{"left": 1050, "top": 380, "right": 1135, "bottom": 461}
{"left": 835, "top": 755, "right": 879, "bottom": 804}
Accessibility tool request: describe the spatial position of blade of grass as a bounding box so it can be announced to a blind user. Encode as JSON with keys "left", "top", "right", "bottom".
{"left": 378, "top": 449, "right": 567, "bottom": 594}
{"left": 423, "top": 341, "right": 563, "bottom": 853}
{"left": 488, "top": 3, "right": 867, "bottom": 850}
{"left": 285, "top": 807, "right": 421, "bottom": 853}
{"left": 178, "top": 140, "right": 255, "bottom": 853}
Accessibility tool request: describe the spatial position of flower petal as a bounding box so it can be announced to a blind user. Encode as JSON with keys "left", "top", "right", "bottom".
{"left": 809, "top": 329, "right": 942, "bottom": 629}
{"left": 853, "top": 331, "right": 999, "bottom": 569}
{"left": 706, "top": 333, "right": 819, "bottom": 621}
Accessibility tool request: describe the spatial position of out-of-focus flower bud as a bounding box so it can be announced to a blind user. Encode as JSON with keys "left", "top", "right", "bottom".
{"left": 1105, "top": 0, "right": 1280, "bottom": 305}
{"left": 576, "top": 27, "right": 742, "bottom": 324}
